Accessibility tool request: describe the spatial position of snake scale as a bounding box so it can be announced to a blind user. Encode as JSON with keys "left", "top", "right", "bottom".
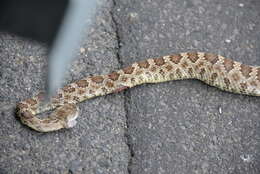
{"left": 16, "top": 52, "right": 260, "bottom": 132}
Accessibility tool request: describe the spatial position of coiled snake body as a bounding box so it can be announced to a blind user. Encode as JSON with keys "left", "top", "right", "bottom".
{"left": 16, "top": 52, "right": 260, "bottom": 132}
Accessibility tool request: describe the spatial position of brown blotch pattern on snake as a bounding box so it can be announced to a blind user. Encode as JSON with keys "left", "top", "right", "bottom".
{"left": 199, "top": 68, "right": 206, "bottom": 77}
{"left": 78, "top": 90, "right": 85, "bottom": 95}
{"left": 138, "top": 60, "right": 150, "bottom": 68}
{"left": 17, "top": 103, "right": 28, "bottom": 110}
{"left": 73, "top": 96, "right": 80, "bottom": 102}
{"left": 240, "top": 83, "right": 248, "bottom": 92}
{"left": 188, "top": 68, "right": 193, "bottom": 76}
{"left": 154, "top": 57, "right": 165, "bottom": 66}
{"left": 169, "top": 54, "right": 182, "bottom": 64}
{"left": 232, "top": 73, "right": 240, "bottom": 81}
{"left": 106, "top": 81, "right": 114, "bottom": 88}
{"left": 63, "top": 86, "right": 76, "bottom": 93}
{"left": 211, "top": 73, "right": 218, "bottom": 82}
{"left": 224, "top": 78, "right": 231, "bottom": 88}
{"left": 165, "top": 65, "right": 173, "bottom": 71}
{"left": 150, "top": 66, "right": 157, "bottom": 72}
{"left": 91, "top": 76, "right": 104, "bottom": 83}
{"left": 223, "top": 58, "right": 234, "bottom": 73}
{"left": 108, "top": 72, "right": 120, "bottom": 81}
{"left": 123, "top": 66, "right": 135, "bottom": 74}
{"left": 240, "top": 64, "right": 252, "bottom": 79}
{"left": 159, "top": 69, "right": 165, "bottom": 76}
{"left": 76, "top": 79, "right": 89, "bottom": 88}
{"left": 176, "top": 68, "right": 182, "bottom": 78}
{"left": 181, "top": 61, "right": 188, "bottom": 68}
{"left": 187, "top": 52, "right": 199, "bottom": 63}
{"left": 204, "top": 53, "right": 219, "bottom": 64}
{"left": 26, "top": 99, "right": 37, "bottom": 106}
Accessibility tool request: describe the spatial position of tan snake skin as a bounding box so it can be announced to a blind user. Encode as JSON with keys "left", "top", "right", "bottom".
{"left": 16, "top": 52, "right": 260, "bottom": 132}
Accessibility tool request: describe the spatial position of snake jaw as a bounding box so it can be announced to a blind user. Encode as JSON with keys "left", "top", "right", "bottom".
{"left": 64, "top": 108, "right": 79, "bottom": 128}
{"left": 52, "top": 103, "right": 79, "bottom": 129}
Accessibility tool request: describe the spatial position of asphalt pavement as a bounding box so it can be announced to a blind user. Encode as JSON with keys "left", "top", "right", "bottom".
{"left": 1, "top": 0, "right": 260, "bottom": 173}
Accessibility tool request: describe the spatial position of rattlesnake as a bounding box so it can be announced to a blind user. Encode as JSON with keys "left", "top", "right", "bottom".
{"left": 16, "top": 52, "right": 260, "bottom": 132}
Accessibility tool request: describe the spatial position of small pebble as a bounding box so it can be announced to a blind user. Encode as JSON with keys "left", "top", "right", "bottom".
{"left": 80, "top": 47, "right": 86, "bottom": 53}
{"left": 128, "top": 12, "right": 138, "bottom": 20}
{"left": 239, "top": 3, "right": 244, "bottom": 7}
{"left": 218, "top": 107, "right": 222, "bottom": 114}
{"left": 225, "top": 39, "right": 231, "bottom": 43}
{"left": 240, "top": 154, "right": 253, "bottom": 163}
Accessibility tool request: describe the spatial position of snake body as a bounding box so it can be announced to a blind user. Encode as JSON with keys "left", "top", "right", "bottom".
{"left": 16, "top": 52, "right": 260, "bottom": 132}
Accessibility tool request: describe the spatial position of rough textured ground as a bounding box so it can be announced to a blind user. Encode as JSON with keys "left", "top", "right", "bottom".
{"left": 0, "top": 1, "right": 129, "bottom": 174}
{"left": 1, "top": 0, "right": 260, "bottom": 173}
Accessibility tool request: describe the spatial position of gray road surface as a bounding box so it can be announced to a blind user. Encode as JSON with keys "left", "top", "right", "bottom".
{"left": 1, "top": 0, "right": 260, "bottom": 173}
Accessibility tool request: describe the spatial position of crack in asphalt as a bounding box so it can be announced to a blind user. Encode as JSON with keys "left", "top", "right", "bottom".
{"left": 110, "top": 0, "right": 134, "bottom": 173}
